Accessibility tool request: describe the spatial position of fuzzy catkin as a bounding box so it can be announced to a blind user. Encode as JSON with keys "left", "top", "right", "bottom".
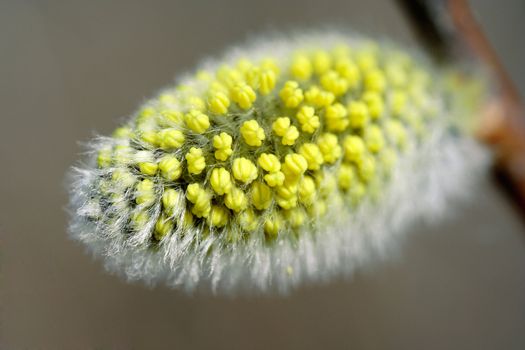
{"left": 68, "top": 32, "right": 489, "bottom": 294}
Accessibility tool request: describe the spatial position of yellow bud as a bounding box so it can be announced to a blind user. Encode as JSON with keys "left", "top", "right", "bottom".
{"left": 320, "top": 70, "right": 348, "bottom": 96}
{"left": 185, "top": 110, "right": 210, "bottom": 133}
{"left": 325, "top": 103, "right": 349, "bottom": 132}
{"left": 208, "top": 81, "right": 228, "bottom": 95}
{"left": 207, "top": 205, "right": 229, "bottom": 227}
{"left": 317, "top": 133, "right": 342, "bottom": 164}
{"left": 158, "top": 155, "right": 182, "bottom": 181}
{"left": 113, "top": 126, "right": 133, "bottom": 139}
{"left": 181, "top": 210, "right": 194, "bottom": 228}
{"left": 277, "top": 193, "right": 298, "bottom": 210}
{"left": 298, "top": 143, "right": 324, "bottom": 170}
{"left": 159, "top": 109, "right": 184, "bottom": 125}
{"left": 405, "top": 110, "right": 424, "bottom": 135}
{"left": 208, "top": 91, "right": 230, "bottom": 115}
{"left": 275, "top": 183, "right": 298, "bottom": 209}
{"left": 357, "top": 50, "right": 378, "bottom": 72}
{"left": 282, "top": 125, "right": 299, "bottom": 146}
{"left": 304, "top": 86, "right": 334, "bottom": 107}
{"left": 296, "top": 106, "right": 320, "bottom": 134}
{"left": 313, "top": 50, "right": 332, "bottom": 75}
{"left": 308, "top": 199, "right": 327, "bottom": 217}
{"left": 285, "top": 208, "right": 306, "bottom": 228}
{"left": 186, "top": 96, "right": 205, "bottom": 111}
{"left": 343, "top": 135, "right": 366, "bottom": 162}
{"left": 315, "top": 172, "right": 337, "bottom": 197}
{"left": 240, "top": 119, "right": 265, "bottom": 146}
{"left": 196, "top": 70, "right": 212, "bottom": 81}
{"left": 212, "top": 132, "right": 233, "bottom": 161}
{"left": 111, "top": 169, "right": 135, "bottom": 188}
{"left": 131, "top": 210, "right": 149, "bottom": 230}
{"left": 185, "top": 183, "right": 203, "bottom": 203}
{"left": 349, "top": 182, "right": 367, "bottom": 204}
{"left": 135, "top": 179, "right": 156, "bottom": 206}
{"left": 282, "top": 153, "right": 308, "bottom": 179}
{"left": 231, "top": 82, "right": 256, "bottom": 109}
{"left": 135, "top": 150, "right": 154, "bottom": 163}
{"left": 109, "top": 195, "right": 128, "bottom": 215}
{"left": 186, "top": 183, "right": 211, "bottom": 218}
{"left": 386, "top": 62, "right": 408, "bottom": 88}
{"left": 210, "top": 167, "right": 232, "bottom": 195}
{"left": 257, "top": 153, "right": 281, "bottom": 173}
{"left": 335, "top": 57, "right": 360, "bottom": 88}
{"left": 251, "top": 181, "right": 272, "bottom": 210}
{"left": 138, "top": 162, "right": 158, "bottom": 176}
{"left": 298, "top": 175, "right": 316, "bottom": 205}
{"left": 364, "top": 125, "right": 385, "bottom": 153}
{"left": 260, "top": 58, "right": 280, "bottom": 75}
{"left": 214, "top": 148, "right": 233, "bottom": 162}
{"left": 380, "top": 148, "right": 398, "bottom": 173}
{"left": 224, "top": 187, "right": 248, "bottom": 212}
{"left": 113, "top": 145, "right": 133, "bottom": 165}
{"left": 245, "top": 66, "right": 261, "bottom": 88}
{"left": 276, "top": 183, "right": 297, "bottom": 199}
{"left": 236, "top": 58, "right": 253, "bottom": 73}
{"left": 232, "top": 157, "right": 258, "bottom": 184}
{"left": 137, "top": 106, "right": 156, "bottom": 122}
{"left": 212, "top": 132, "right": 233, "bottom": 148}
{"left": 239, "top": 209, "right": 258, "bottom": 231}
{"left": 276, "top": 192, "right": 297, "bottom": 209}
{"left": 362, "top": 91, "right": 384, "bottom": 119}
{"left": 279, "top": 81, "right": 303, "bottom": 108}
{"left": 185, "top": 147, "right": 206, "bottom": 175}
{"left": 357, "top": 155, "right": 376, "bottom": 181}
{"left": 159, "top": 92, "right": 175, "bottom": 103}
{"left": 97, "top": 148, "right": 112, "bottom": 168}
{"left": 162, "top": 188, "right": 181, "bottom": 215}
{"left": 348, "top": 101, "right": 369, "bottom": 128}
{"left": 364, "top": 68, "right": 386, "bottom": 93}
{"left": 264, "top": 171, "right": 285, "bottom": 187}
{"left": 332, "top": 43, "right": 351, "bottom": 58}
{"left": 390, "top": 90, "right": 407, "bottom": 116}
{"left": 154, "top": 215, "right": 173, "bottom": 240}
{"left": 290, "top": 54, "right": 312, "bottom": 80}
{"left": 386, "top": 120, "right": 407, "bottom": 148}
{"left": 98, "top": 178, "right": 114, "bottom": 196}
{"left": 259, "top": 69, "right": 277, "bottom": 95}
{"left": 139, "top": 130, "right": 158, "bottom": 146}
{"left": 158, "top": 128, "right": 185, "bottom": 150}
{"left": 272, "top": 117, "right": 291, "bottom": 136}
{"left": 264, "top": 213, "right": 282, "bottom": 237}
{"left": 216, "top": 65, "right": 243, "bottom": 89}
{"left": 337, "top": 164, "right": 355, "bottom": 190}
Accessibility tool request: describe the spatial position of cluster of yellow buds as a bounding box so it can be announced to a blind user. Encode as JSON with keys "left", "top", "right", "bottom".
{"left": 69, "top": 31, "right": 489, "bottom": 294}
{"left": 90, "top": 39, "right": 438, "bottom": 247}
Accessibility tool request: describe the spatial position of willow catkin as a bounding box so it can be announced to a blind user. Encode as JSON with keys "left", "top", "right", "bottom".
{"left": 68, "top": 32, "right": 488, "bottom": 294}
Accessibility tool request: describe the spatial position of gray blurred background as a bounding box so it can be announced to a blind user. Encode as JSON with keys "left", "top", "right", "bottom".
{"left": 1, "top": 0, "right": 525, "bottom": 349}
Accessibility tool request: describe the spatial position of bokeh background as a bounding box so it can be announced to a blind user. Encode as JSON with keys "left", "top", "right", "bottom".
{"left": 1, "top": 0, "right": 525, "bottom": 349}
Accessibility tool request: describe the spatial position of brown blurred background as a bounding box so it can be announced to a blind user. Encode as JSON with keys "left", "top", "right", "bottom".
{"left": 1, "top": 0, "right": 525, "bottom": 349}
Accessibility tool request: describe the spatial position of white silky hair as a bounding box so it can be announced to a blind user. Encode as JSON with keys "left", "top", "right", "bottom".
{"left": 68, "top": 31, "right": 490, "bottom": 295}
